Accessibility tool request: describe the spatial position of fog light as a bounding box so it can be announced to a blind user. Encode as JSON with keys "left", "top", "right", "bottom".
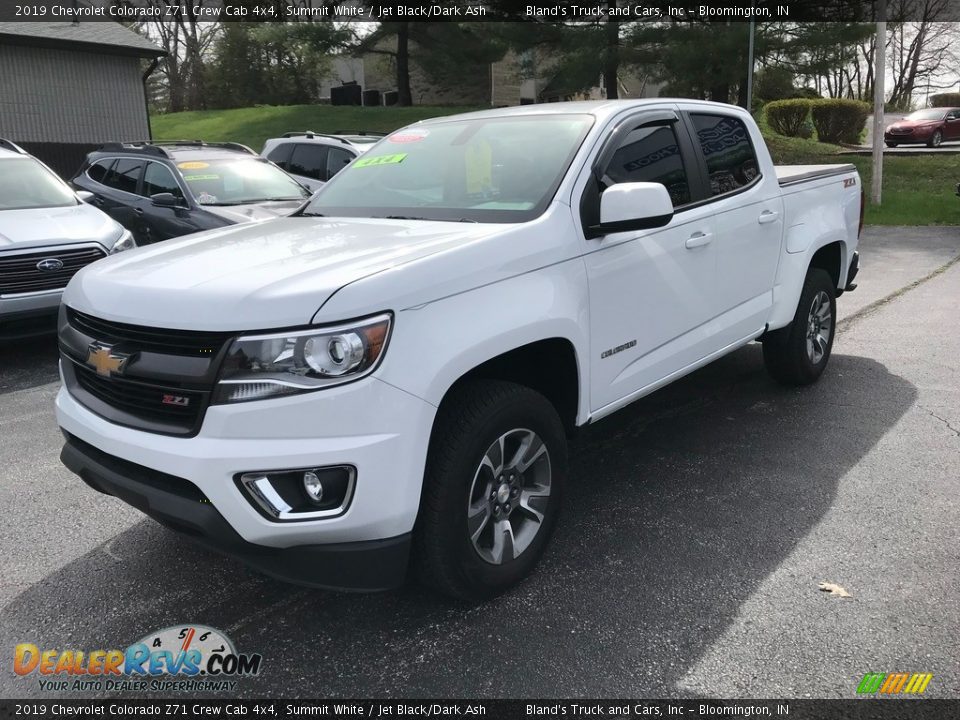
{"left": 303, "top": 471, "right": 324, "bottom": 503}
{"left": 237, "top": 465, "right": 356, "bottom": 522}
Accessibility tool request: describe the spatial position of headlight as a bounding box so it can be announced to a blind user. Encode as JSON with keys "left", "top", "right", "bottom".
{"left": 110, "top": 228, "right": 136, "bottom": 254}
{"left": 213, "top": 313, "right": 392, "bottom": 404}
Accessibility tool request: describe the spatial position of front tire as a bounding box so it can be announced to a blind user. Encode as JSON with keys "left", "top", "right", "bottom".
{"left": 763, "top": 268, "right": 837, "bottom": 386}
{"left": 928, "top": 130, "right": 943, "bottom": 148}
{"left": 885, "top": 141, "right": 897, "bottom": 148}
{"left": 414, "top": 380, "right": 566, "bottom": 601}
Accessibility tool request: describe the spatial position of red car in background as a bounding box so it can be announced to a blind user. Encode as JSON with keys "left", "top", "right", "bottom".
{"left": 885, "top": 107, "right": 960, "bottom": 147}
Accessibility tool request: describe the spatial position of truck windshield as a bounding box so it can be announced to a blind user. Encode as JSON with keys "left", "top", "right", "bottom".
{"left": 0, "top": 158, "right": 77, "bottom": 211}
{"left": 178, "top": 158, "right": 311, "bottom": 206}
{"left": 303, "top": 114, "right": 594, "bottom": 223}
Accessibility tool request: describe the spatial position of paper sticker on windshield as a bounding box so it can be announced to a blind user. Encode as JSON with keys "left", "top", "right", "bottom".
{"left": 182, "top": 174, "right": 220, "bottom": 181}
{"left": 353, "top": 153, "right": 407, "bottom": 168}
{"left": 388, "top": 130, "right": 429, "bottom": 144}
{"left": 465, "top": 140, "right": 493, "bottom": 195}
{"left": 178, "top": 161, "right": 209, "bottom": 170}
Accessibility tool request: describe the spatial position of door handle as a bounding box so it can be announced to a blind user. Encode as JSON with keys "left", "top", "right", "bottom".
{"left": 758, "top": 210, "right": 779, "bottom": 224}
{"left": 134, "top": 208, "right": 144, "bottom": 216}
{"left": 685, "top": 232, "right": 712, "bottom": 249}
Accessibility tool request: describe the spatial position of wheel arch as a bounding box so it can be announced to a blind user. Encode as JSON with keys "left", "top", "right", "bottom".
{"left": 769, "top": 236, "right": 848, "bottom": 330}
{"left": 435, "top": 337, "right": 582, "bottom": 435}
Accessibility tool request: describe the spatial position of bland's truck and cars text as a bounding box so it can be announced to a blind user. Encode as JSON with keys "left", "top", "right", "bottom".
{"left": 55, "top": 100, "right": 861, "bottom": 600}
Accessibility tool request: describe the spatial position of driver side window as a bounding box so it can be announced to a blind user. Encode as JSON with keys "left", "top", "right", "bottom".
{"left": 142, "top": 162, "right": 184, "bottom": 200}
{"left": 604, "top": 125, "right": 692, "bottom": 207}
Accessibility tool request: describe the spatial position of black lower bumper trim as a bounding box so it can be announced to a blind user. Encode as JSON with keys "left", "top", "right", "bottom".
{"left": 60, "top": 433, "right": 410, "bottom": 592}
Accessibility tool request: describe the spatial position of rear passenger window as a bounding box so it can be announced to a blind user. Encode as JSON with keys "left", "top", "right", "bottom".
{"left": 325, "top": 147, "right": 354, "bottom": 180}
{"left": 142, "top": 162, "right": 183, "bottom": 199}
{"left": 102, "top": 159, "right": 143, "bottom": 194}
{"left": 266, "top": 143, "right": 293, "bottom": 171}
{"left": 691, "top": 114, "right": 759, "bottom": 197}
{"left": 605, "top": 125, "right": 691, "bottom": 207}
{"left": 87, "top": 160, "right": 114, "bottom": 184}
{"left": 288, "top": 144, "right": 328, "bottom": 181}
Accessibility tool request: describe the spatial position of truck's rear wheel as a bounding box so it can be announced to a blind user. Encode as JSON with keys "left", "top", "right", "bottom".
{"left": 414, "top": 380, "right": 566, "bottom": 601}
{"left": 763, "top": 268, "right": 836, "bottom": 386}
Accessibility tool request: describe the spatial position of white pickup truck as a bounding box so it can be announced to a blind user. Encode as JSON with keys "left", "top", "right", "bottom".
{"left": 56, "top": 100, "right": 861, "bottom": 600}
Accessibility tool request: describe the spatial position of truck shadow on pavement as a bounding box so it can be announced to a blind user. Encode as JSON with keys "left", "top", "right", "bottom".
{"left": 0, "top": 345, "right": 916, "bottom": 698}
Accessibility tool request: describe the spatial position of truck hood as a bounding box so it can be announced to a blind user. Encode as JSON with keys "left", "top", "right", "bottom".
{"left": 64, "top": 216, "right": 502, "bottom": 330}
{"left": 0, "top": 202, "right": 122, "bottom": 252}
{"left": 202, "top": 200, "right": 303, "bottom": 225}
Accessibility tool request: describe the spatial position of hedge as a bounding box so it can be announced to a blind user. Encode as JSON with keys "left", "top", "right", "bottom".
{"left": 810, "top": 99, "right": 871, "bottom": 144}
{"left": 930, "top": 93, "right": 960, "bottom": 108}
{"left": 765, "top": 99, "right": 812, "bottom": 137}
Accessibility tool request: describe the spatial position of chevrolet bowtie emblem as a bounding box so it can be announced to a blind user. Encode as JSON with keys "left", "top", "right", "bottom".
{"left": 85, "top": 343, "right": 131, "bottom": 378}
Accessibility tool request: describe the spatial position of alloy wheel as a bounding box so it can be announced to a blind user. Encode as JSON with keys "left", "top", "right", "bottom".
{"left": 806, "top": 290, "right": 833, "bottom": 365}
{"left": 467, "top": 428, "right": 552, "bottom": 565}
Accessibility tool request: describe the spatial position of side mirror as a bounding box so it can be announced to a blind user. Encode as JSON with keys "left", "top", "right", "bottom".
{"left": 75, "top": 190, "right": 94, "bottom": 203}
{"left": 151, "top": 192, "right": 181, "bottom": 208}
{"left": 591, "top": 182, "right": 674, "bottom": 236}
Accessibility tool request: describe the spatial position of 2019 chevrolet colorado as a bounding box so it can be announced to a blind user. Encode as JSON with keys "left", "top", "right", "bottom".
{"left": 56, "top": 100, "right": 862, "bottom": 600}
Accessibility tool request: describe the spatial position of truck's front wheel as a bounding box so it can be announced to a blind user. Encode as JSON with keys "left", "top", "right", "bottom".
{"left": 763, "top": 268, "right": 836, "bottom": 385}
{"left": 415, "top": 380, "right": 566, "bottom": 601}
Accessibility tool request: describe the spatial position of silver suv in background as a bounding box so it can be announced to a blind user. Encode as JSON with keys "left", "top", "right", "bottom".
{"left": 261, "top": 131, "right": 383, "bottom": 191}
{"left": 0, "top": 139, "right": 134, "bottom": 339}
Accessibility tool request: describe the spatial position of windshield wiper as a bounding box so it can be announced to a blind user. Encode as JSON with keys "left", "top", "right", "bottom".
{"left": 298, "top": 211, "right": 325, "bottom": 217}
{"left": 376, "top": 215, "right": 478, "bottom": 223}
{"left": 207, "top": 198, "right": 301, "bottom": 206}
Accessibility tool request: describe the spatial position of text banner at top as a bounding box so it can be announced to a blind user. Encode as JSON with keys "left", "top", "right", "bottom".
{"left": 2, "top": 0, "right": 959, "bottom": 24}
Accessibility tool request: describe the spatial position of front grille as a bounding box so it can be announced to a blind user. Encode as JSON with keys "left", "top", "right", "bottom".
{"left": 67, "top": 308, "right": 232, "bottom": 357}
{"left": 71, "top": 361, "right": 206, "bottom": 434}
{"left": 0, "top": 246, "right": 105, "bottom": 296}
{"left": 62, "top": 309, "right": 235, "bottom": 436}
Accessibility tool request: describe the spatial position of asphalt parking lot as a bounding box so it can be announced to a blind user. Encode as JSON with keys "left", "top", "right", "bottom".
{"left": 1, "top": 226, "right": 959, "bottom": 699}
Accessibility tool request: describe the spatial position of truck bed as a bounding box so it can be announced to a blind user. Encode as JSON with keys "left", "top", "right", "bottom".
{"left": 775, "top": 164, "right": 857, "bottom": 187}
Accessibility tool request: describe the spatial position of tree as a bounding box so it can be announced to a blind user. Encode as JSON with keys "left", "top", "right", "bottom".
{"left": 627, "top": 20, "right": 758, "bottom": 104}
{"left": 115, "top": 0, "right": 222, "bottom": 112}
{"left": 886, "top": 0, "right": 959, "bottom": 108}
{"left": 352, "top": 15, "right": 506, "bottom": 106}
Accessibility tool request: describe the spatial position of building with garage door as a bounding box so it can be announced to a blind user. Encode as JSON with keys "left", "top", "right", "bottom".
{"left": 0, "top": 20, "right": 165, "bottom": 177}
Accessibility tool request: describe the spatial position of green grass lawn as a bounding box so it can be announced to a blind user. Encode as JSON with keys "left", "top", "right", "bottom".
{"left": 151, "top": 104, "right": 482, "bottom": 153}
{"left": 151, "top": 104, "right": 959, "bottom": 226}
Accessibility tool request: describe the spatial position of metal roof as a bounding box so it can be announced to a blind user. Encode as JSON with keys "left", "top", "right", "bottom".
{"left": 0, "top": 21, "right": 165, "bottom": 58}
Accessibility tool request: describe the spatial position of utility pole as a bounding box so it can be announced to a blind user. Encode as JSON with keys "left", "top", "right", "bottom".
{"left": 746, "top": 18, "right": 755, "bottom": 110}
{"left": 871, "top": 0, "right": 886, "bottom": 205}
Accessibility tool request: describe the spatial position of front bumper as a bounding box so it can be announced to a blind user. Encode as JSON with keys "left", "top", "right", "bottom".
{"left": 0, "top": 290, "right": 61, "bottom": 338}
{"left": 61, "top": 432, "right": 410, "bottom": 591}
{"left": 884, "top": 127, "right": 934, "bottom": 143}
{"left": 56, "top": 372, "right": 437, "bottom": 587}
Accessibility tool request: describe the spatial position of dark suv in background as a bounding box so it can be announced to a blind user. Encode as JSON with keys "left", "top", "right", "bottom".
{"left": 71, "top": 141, "right": 311, "bottom": 244}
